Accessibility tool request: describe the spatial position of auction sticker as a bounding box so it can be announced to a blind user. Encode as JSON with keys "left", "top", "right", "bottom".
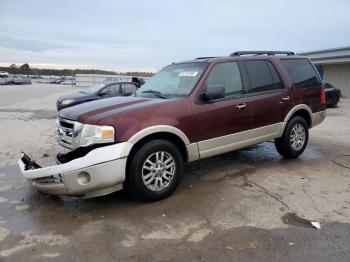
{"left": 179, "top": 71, "right": 198, "bottom": 77}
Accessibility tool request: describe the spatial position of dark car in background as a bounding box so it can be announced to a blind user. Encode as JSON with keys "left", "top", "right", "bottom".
{"left": 56, "top": 80, "right": 141, "bottom": 111}
{"left": 324, "top": 82, "right": 341, "bottom": 107}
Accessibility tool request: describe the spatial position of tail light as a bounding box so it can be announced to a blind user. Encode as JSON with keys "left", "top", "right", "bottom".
{"left": 320, "top": 87, "right": 326, "bottom": 104}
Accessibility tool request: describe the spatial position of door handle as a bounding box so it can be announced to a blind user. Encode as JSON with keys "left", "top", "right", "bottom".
{"left": 236, "top": 103, "right": 247, "bottom": 110}
{"left": 279, "top": 96, "right": 290, "bottom": 103}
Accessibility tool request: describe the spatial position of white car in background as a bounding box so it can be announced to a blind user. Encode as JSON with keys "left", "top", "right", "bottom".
{"left": 0, "top": 71, "right": 10, "bottom": 78}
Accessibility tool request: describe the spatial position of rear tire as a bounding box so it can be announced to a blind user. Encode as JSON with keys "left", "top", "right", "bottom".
{"left": 126, "top": 139, "right": 183, "bottom": 202}
{"left": 275, "top": 116, "right": 309, "bottom": 159}
{"left": 330, "top": 94, "right": 340, "bottom": 108}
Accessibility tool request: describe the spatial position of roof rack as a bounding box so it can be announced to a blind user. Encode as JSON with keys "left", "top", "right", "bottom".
{"left": 195, "top": 56, "right": 219, "bottom": 60}
{"left": 230, "top": 51, "right": 295, "bottom": 56}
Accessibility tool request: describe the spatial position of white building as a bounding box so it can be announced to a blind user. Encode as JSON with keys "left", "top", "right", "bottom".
{"left": 300, "top": 47, "right": 350, "bottom": 98}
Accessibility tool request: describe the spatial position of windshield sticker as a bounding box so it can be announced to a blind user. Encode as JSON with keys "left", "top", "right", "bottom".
{"left": 179, "top": 71, "right": 198, "bottom": 77}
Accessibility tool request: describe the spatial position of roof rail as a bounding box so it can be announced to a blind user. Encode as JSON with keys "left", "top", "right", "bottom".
{"left": 195, "top": 56, "right": 219, "bottom": 60}
{"left": 230, "top": 51, "right": 295, "bottom": 56}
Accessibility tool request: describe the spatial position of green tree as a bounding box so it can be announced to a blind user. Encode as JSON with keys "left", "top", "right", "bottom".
{"left": 20, "top": 63, "right": 32, "bottom": 75}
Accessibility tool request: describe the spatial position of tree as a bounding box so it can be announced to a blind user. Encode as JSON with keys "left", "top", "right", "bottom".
{"left": 20, "top": 63, "right": 31, "bottom": 75}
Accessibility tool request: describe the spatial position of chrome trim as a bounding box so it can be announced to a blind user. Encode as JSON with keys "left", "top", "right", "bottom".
{"left": 236, "top": 103, "right": 247, "bottom": 109}
{"left": 56, "top": 118, "right": 83, "bottom": 149}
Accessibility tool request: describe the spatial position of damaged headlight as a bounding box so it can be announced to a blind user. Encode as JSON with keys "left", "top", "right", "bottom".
{"left": 79, "top": 124, "right": 115, "bottom": 147}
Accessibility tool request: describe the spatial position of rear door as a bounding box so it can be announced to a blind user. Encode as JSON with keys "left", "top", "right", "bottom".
{"left": 101, "top": 83, "right": 121, "bottom": 97}
{"left": 192, "top": 61, "right": 254, "bottom": 158}
{"left": 280, "top": 58, "right": 324, "bottom": 113}
{"left": 241, "top": 60, "right": 292, "bottom": 132}
{"left": 121, "top": 83, "right": 137, "bottom": 96}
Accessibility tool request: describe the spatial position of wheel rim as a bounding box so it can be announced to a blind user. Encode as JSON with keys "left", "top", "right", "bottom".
{"left": 141, "top": 151, "right": 176, "bottom": 191}
{"left": 290, "top": 124, "right": 306, "bottom": 151}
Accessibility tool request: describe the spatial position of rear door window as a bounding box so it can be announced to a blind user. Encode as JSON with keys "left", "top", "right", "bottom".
{"left": 281, "top": 58, "right": 321, "bottom": 88}
{"left": 103, "top": 84, "right": 121, "bottom": 95}
{"left": 121, "top": 83, "right": 137, "bottom": 95}
{"left": 206, "top": 62, "right": 243, "bottom": 97}
{"left": 244, "top": 60, "right": 283, "bottom": 93}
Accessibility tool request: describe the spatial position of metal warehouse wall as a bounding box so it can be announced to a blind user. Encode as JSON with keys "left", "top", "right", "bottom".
{"left": 76, "top": 74, "right": 150, "bottom": 88}
{"left": 323, "top": 63, "right": 350, "bottom": 98}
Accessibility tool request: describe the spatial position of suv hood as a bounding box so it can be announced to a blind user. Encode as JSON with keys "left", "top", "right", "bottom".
{"left": 59, "top": 96, "right": 167, "bottom": 124}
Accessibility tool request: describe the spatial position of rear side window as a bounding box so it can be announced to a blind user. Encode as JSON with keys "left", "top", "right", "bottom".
{"left": 206, "top": 62, "right": 243, "bottom": 97}
{"left": 121, "top": 83, "right": 137, "bottom": 94}
{"left": 281, "top": 59, "right": 321, "bottom": 88}
{"left": 244, "top": 60, "right": 283, "bottom": 93}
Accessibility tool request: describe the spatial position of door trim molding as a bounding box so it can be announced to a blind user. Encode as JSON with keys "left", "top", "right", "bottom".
{"left": 197, "top": 123, "right": 283, "bottom": 159}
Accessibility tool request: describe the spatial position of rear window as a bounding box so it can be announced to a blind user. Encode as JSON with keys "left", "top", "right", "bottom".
{"left": 281, "top": 58, "right": 321, "bottom": 88}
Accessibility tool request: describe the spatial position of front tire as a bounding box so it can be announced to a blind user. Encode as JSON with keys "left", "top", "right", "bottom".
{"left": 126, "top": 139, "right": 183, "bottom": 202}
{"left": 275, "top": 116, "right": 309, "bottom": 159}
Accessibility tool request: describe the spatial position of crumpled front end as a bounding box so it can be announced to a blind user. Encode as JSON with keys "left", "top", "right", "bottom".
{"left": 18, "top": 142, "right": 132, "bottom": 198}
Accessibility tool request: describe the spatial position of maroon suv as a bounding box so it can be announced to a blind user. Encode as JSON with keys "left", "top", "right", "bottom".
{"left": 19, "top": 51, "right": 326, "bottom": 201}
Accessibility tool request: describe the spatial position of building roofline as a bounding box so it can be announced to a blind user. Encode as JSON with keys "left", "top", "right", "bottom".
{"left": 299, "top": 46, "right": 350, "bottom": 55}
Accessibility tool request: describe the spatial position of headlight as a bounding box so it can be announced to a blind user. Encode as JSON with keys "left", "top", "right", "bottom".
{"left": 61, "top": 99, "right": 75, "bottom": 105}
{"left": 79, "top": 124, "right": 115, "bottom": 147}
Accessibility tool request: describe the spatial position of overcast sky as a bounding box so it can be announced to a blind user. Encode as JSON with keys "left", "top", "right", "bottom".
{"left": 0, "top": 0, "right": 349, "bottom": 72}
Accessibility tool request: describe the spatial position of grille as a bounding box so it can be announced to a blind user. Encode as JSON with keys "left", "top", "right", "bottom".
{"left": 33, "top": 174, "right": 63, "bottom": 184}
{"left": 56, "top": 118, "right": 78, "bottom": 149}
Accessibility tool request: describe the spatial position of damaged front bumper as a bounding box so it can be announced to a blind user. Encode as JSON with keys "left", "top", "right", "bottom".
{"left": 18, "top": 142, "right": 132, "bottom": 198}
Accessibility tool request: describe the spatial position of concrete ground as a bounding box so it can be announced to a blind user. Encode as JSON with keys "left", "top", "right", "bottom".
{"left": 0, "top": 84, "right": 349, "bottom": 261}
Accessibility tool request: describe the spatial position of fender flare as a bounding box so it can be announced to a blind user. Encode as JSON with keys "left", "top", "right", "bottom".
{"left": 279, "top": 104, "right": 312, "bottom": 136}
{"left": 126, "top": 125, "right": 199, "bottom": 162}
{"left": 128, "top": 125, "right": 191, "bottom": 145}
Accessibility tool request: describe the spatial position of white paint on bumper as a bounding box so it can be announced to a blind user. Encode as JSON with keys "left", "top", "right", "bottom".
{"left": 18, "top": 142, "right": 133, "bottom": 197}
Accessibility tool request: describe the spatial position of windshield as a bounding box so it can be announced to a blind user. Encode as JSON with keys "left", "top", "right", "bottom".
{"left": 136, "top": 63, "right": 207, "bottom": 98}
{"left": 81, "top": 83, "right": 106, "bottom": 94}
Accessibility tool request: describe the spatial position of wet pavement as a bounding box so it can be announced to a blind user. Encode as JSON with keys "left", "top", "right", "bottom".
{"left": 0, "top": 84, "right": 350, "bottom": 261}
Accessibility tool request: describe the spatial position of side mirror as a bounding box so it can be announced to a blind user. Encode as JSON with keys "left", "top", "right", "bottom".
{"left": 98, "top": 91, "right": 107, "bottom": 96}
{"left": 201, "top": 84, "right": 225, "bottom": 101}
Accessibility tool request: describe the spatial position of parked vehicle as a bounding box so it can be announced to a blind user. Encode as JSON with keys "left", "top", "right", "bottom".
{"left": 323, "top": 82, "right": 341, "bottom": 107}
{"left": 0, "top": 76, "right": 31, "bottom": 85}
{"left": 61, "top": 79, "right": 75, "bottom": 85}
{"left": 19, "top": 51, "right": 326, "bottom": 201}
{"left": 0, "top": 71, "right": 10, "bottom": 78}
{"left": 56, "top": 80, "right": 140, "bottom": 111}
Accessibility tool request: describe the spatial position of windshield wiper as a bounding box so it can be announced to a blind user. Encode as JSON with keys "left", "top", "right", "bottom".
{"left": 141, "top": 90, "right": 166, "bottom": 99}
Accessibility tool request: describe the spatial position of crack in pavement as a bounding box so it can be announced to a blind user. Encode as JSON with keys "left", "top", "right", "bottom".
{"left": 242, "top": 175, "right": 291, "bottom": 211}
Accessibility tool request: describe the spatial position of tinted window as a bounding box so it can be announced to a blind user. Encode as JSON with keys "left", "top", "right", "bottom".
{"left": 267, "top": 62, "right": 284, "bottom": 89}
{"left": 245, "top": 60, "right": 282, "bottom": 93}
{"left": 206, "top": 62, "right": 243, "bottom": 97}
{"left": 281, "top": 59, "right": 321, "bottom": 88}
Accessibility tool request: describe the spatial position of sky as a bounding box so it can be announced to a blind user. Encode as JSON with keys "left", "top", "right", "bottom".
{"left": 0, "top": 0, "right": 350, "bottom": 72}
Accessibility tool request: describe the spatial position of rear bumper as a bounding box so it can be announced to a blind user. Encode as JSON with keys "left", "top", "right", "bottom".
{"left": 18, "top": 142, "right": 132, "bottom": 198}
{"left": 311, "top": 110, "right": 326, "bottom": 128}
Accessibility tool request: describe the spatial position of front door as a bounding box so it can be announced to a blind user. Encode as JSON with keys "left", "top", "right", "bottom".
{"left": 192, "top": 61, "right": 253, "bottom": 158}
